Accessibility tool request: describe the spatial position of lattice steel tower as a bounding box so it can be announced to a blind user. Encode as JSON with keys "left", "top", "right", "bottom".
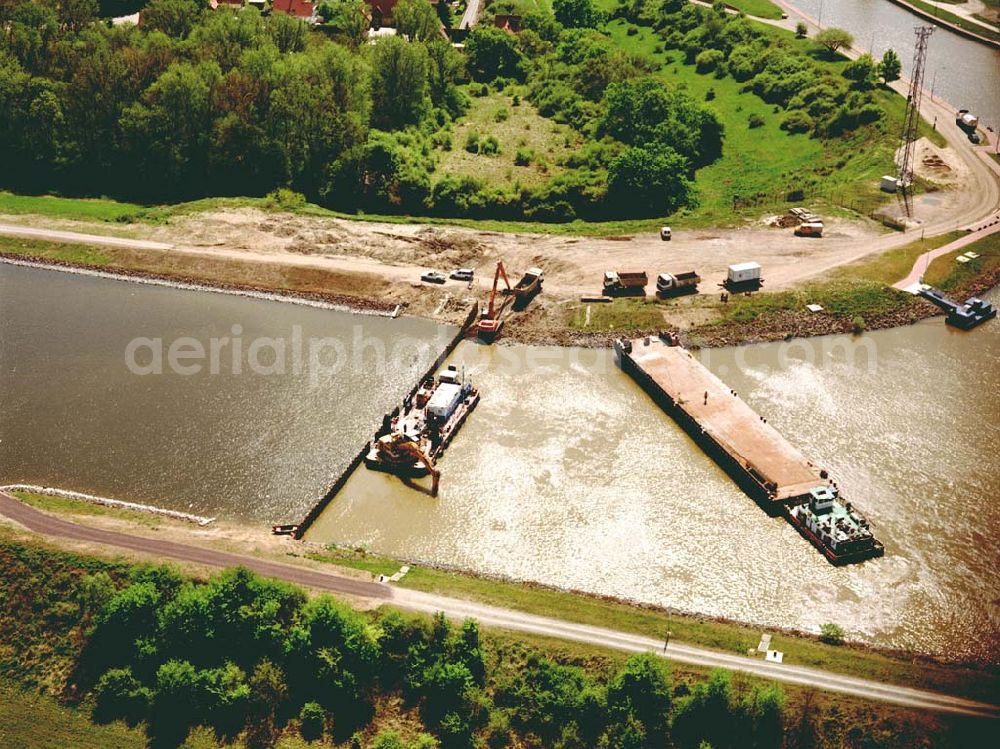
{"left": 898, "top": 26, "right": 935, "bottom": 217}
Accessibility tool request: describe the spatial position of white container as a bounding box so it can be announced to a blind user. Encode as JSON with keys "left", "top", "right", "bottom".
{"left": 727, "top": 262, "right": 761, "bottom": 284}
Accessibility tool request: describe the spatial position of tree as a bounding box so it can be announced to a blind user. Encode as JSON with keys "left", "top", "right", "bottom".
{"left": 814, "top": 27, "right": 853, "bottom": 56}
{"left": 879, "top": 48, "right": 901, "bottom": 84}
{"left": 299, "top": 701, "right": 326, "bottom": 742}
{"left": 464, "top": 25, "right": 523, "bottom": 82}
{"left": 843, "top": 53, "right": 878, "bottom": 90}
{"left": 819, "top": 622, "right": 845, "bottom": 645}
{"left": 147, "top": 660, "right": 199, "bottom": 749}
{"left": 268, "top": 12, "right": 309, "bottom": 53}
{"left": 795, "top": 20, "right": 807, "bottom": 39}
{"left": 369, "top": 35, "right": 430, "bottom": 129}
{"left": 553, "top": 0, "right": 601, "bottom": 28}
{"left": 393, "top": 0, "right": 442, "bottom": 42}
{"left": 92, "top": 667, "right": 151, "bottom": 726}
{"left": 141, "top": 0, "right": 202, "bottom": 39}
{"left": 245, "top": 660, "right": 288, "bottom": 749}
{"left": 606, "top": 653, "right": 673, "bottom": 743}
{"left": 435, "top": 0, "right": 452, "bottom": 30}
{"left": 55, "top": 0, "right": 98, "bottom": 32}
{"left": 318, "top": 0, "right": 370, "bottom": 47}
{"left": 671, "top": 670, "right": 737, "bottom": 749}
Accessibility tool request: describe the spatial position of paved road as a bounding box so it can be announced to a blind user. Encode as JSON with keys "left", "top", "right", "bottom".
{"left": 459, "top": 0, "right": 481, "bottom": 30}
{"left": 2, "top": 492, "right": 997, "bottom": 719}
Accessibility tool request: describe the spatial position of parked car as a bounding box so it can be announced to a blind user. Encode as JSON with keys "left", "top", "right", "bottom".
{"left": 450, "top": 268, "right": 475, "bottom": 281}
{"left": 421, "top": 271, "right": 446, "bottom": 284}
{"left": 660, "top": 226, "right": 672, "bottom": 241}
{"left": 968, "top": 131, "right": 982, "bottom": 145}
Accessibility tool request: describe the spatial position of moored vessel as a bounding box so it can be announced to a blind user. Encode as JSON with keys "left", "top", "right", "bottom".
{"left": 365, "top": 365, "right": 479, "bottom": 492}
{"left": 786, "top": 486, "right": 885, "bottom": 565}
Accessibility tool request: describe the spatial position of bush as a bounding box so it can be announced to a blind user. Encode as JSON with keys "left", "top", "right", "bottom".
{"left": 820, "top": 622, "right": 846, "bottom": 644}
{"left": 780, "top": 110, "right": 814, "bottom": 134}
{"left": 514, "top": 147, "right": 533, "bottom": 166}
{"left": 705, "top": 88, "right": 715, "bottom": 101}
{"left": 465, "top": 131, "right": 480, "bottom": 153}
{"left": 92, "top": 667, "right": 151, "bottom": 725}
{"left": 695, "top": 48, "right": 725, "bottom": 74}
{"left": 264, "top": 188, "right": 307, "bottom": 211}
{"left": 494, "top": 107, "right": 509, "bottom": 122}
{"left": 479, "top": 135, "right": 501, "bottom": 156}
{"left": 795, "top": 21, "right": 807, "bottom": 39}
{"left": 627, "top": 26, "right": 639, "bottom": 36}
{"left": 748, "top": 113, "right": 764, "bottom": 129}
{"left": 299, "top": 702, "right": 325, "bottom": 742}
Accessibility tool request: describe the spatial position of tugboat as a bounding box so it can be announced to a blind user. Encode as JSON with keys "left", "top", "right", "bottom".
{"left": 365, "top": 365, "right": 479, "bottom": 494}
{"left": 918, "top": 287, "right": 996, "bottom": 330}
{"left": 786, "top": 486, "right": 885, "bottom": 565}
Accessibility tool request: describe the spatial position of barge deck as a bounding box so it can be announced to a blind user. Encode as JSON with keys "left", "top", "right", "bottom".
{"left": 616, "top": 336, "right": 883, "bottom": 564}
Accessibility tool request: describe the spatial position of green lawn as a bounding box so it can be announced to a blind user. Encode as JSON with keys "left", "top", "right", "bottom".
{"left": 0, "top": 192, "right": 143, "bottom": 223}
{"left": 301, "top": 546, "right": 1000, "bottom": 703}
{"left": 569, "top": 297, "right": 668, "bottom": 331}
{"left": 725, "top": 0, "right": 784, "bottom": 20}
{"left": 923, "top": 230, "right": 1000, "bottom": 290}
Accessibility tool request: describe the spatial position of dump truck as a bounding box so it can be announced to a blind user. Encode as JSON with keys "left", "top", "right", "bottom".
{"left": 512, "top": 267, "right": 543, "bottom": 308}
{"left": 956, "top": 109, "right": 979, "bottom": 133}
{"left": 603, "top": 271, "right": 648, "bottom": 296}
{"left": 656, "top": 271, "right": 701, "bottom": 297}
{"left": 794, "top": 221, "right": 824, "bottom": 237}
{"left": 723, "top": 262, "right": 763, "bottom": 292}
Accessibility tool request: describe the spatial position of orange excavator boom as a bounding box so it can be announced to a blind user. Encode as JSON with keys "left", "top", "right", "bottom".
{"left": 488, "top": 260, "right": 511, "bottom": 318}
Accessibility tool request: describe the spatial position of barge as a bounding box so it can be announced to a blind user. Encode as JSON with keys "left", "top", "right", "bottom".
{"left": 365, "top": 365, "right": 479, "bottom": 485}
{"left": 614, "top": 336, "right": 884, "bottom": 565}
{"left": 918, "top": 287, "right": 996, "bottom": 330}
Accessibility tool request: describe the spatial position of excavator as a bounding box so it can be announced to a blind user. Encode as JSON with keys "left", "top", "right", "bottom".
{"left": 477, "top": 260, "right": 512, "bottom": 341}
{"left": 369, "top": 432, "right": 441, "bottom": 496}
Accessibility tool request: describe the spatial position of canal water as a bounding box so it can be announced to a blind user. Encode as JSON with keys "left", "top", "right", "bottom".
{"left": 785, "top": 0, "right": 1000, "bottom": 129}
{"left": 307, "top": 310, "right": 1000, "bottom": 663}
{"left": 0, "top": 263, "right": 455, "bottom": 522}
{"left": 2, "top": 263, "right": 998, "bottom": 661}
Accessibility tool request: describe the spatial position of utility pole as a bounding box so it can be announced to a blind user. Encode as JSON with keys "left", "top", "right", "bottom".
{"left": 897, "top": 26, "right": 935, "bottom": 218}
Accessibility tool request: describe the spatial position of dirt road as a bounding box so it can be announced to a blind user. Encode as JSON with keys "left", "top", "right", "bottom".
{"left": 2, "top": 491, "right": 997, "bottom": 719}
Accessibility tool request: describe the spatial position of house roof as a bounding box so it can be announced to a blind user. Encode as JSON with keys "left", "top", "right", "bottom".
{"left": 272, "top": 0, "right": 315, "bottom": 18}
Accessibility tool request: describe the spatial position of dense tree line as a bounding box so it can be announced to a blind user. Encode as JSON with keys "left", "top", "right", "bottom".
{"left": 73, "top": 564, "right": 788, "bottom": 749}
{"left": 0, "top": 0, "right": 895, "bottom": 221}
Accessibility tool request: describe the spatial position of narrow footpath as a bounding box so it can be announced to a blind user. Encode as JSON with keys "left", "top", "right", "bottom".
{"left": 2, "top": 491, "right": 997, "bottom": 719}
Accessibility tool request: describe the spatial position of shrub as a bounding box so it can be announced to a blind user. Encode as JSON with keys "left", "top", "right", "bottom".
{"left": 263, "top": 188, "right": 307, "bottom": 211}
{"left": 627, "top": 26, "right": 639, "bottom": 36}
{"left": 465, "top": 131, "right": 480, "bottom": 153}
{"left": 705, "top": 88, "right": 715, "bottom": 101}
{"left": 479, "top": 134, "right": 501, "bottom": 155}
{"left": 820, "top": 622, "right": 846, "bottom": 644}
{"left": 494, "top": 106, "right": 509, "bottom": 122}
{"left": 748, "top": 113, "right": 764, "bottom": 129}
{"left": 299, "top": 702, "right": 325, "bottom": 742}
{"left": 780, "top": 110, "right": 814, "bottom": 134}
{"left": 695, "top": 48, "right": 725, "bottom": 73}
{"left": 92, "top": 667, "right": 151, "bottom": 725}
{"left": 514, "top": 147, "right": 533, "bottom": 166}
{"left": 795, "top": 21, "right": 807, "bottom": 39}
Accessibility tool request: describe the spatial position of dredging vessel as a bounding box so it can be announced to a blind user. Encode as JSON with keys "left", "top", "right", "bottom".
{"left": 365, "top": 365, "right": 479, "bottom": 490}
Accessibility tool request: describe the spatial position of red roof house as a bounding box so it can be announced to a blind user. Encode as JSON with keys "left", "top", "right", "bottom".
{"left": 272, "top": 0, "right": 316, "bottom": 20}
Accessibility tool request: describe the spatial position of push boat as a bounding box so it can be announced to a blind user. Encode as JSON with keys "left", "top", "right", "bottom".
{"left": 365, "top": 365, "right": 480, "bottom": 478}
{"left": 785, "top": 486, "right": 884, "bottom": 565}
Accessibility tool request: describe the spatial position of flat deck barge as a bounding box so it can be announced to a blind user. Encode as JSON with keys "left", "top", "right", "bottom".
{"left": 616, "top": 336, "right": 883, "bottom": 564}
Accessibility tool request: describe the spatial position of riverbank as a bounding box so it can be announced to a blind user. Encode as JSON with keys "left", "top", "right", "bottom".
{"left": 4, "top": 490, "right": 999, "bottom": 705}
{"left": 883, "top": 0, "right": 1000, "bottom": 47}
{"left": 3, "top": 227, "right": 999, "bottom": 351}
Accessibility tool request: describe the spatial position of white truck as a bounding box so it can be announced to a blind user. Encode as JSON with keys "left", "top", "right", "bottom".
{"left": 724, "top": 262, "right": 763, "bottom": 292}
{"left": 794, "top": 221, "right": 824, "bottom": 237}
{"left": 656, "top": 271, "right": 701, "bottom": 297}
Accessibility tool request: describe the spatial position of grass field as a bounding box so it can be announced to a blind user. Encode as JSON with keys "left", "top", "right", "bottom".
{"left": 436, "top": 90, "right": 581, "bottom": 187}
{"left": 924, "top": 229, "right": 1000, "bottom": 290}
{"left": 0, "top": 192, "right": 142, "bottom": 223}
{"left": 724, "top": 0, "right": 784, "bottom": 20}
